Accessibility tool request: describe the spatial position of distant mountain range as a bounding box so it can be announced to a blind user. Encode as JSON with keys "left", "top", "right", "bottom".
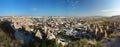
{"left": 85, "top": 16, "right": 109, "bottom": 18}
{"left": 111, "top": 15, "right": 120, "bottom": 18}
{"left": 89, "top": 15, "right": 120, "bottom": 18}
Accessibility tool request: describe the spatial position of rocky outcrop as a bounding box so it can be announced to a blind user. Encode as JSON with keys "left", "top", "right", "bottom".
{"left": 47, "top": 29, "right": 56, "bottom": 40}
{"left": 35, "top": 30, "right": 42, "bottom": 39}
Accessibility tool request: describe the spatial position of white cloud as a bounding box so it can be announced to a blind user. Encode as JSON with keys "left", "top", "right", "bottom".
{"left": 101, "top": 9, "right": 120, "bottom": 12}
{"left": 99, "top": 8, "right": 120, "bottom": 17}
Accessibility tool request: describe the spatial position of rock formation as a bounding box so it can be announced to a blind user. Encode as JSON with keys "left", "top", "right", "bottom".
{"left": 35, "top": 30, "right": 42, "bottom": 39}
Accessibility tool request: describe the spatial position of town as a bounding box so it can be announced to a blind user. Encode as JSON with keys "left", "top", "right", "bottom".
{"left": 0, "top": 16, "right": 120, "bottom": 47}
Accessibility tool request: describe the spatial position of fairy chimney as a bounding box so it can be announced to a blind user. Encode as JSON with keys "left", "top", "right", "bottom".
{"left": 35, "top": 30, "right": 42, "bottom": 39}
{"left": 44, "top": 25, "right": 48, "bottom": 34}
{"left": 104, "top": 30, "right": 107, "bottom": 38}
{"left": 47, "top": 29, "right": 56, "bottom": 40}
{"left": 99, "top": 26, "right": 103, "bottom": 33}
{"left": 95, "top": 26, "right": 99, "bottom": 35}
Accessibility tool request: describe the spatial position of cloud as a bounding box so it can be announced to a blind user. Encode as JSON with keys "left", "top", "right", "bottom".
{"left": 101, "top": 9, "right": 120, "bottom": 12}
{"left": 98, "top": 8, "right": 120, "bottom": 17}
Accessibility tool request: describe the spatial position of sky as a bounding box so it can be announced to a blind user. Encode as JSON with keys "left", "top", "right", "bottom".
{"left": 0, "top": 0, "right": 120, "bottom": 17}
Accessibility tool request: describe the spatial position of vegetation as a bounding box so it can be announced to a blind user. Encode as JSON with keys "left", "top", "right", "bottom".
{"left": 109, "top": 32, "right": 120, "bottom": 38}
{"left": 0, "top": 29, "right": 22, "bottom": 47}
{"left": 0, "top": 18, "right": 119, "bottom": 47}
{"left": 65, "top": 39, "right": 104, "bottom": 47}
{"left": 29, "top": 40, "right": 57, "bottom": 47}
{"left": 0, "top": 21, "right": 57, "bottom": 47}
